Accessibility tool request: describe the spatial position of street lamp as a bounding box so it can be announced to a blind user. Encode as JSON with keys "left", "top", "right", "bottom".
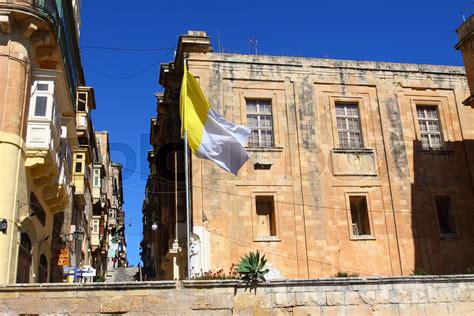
{"left": 151, "top": 222, "right": 158, "bottom": 231}
{"left": 72, "top": 228, "right": 85, "bottom": 241}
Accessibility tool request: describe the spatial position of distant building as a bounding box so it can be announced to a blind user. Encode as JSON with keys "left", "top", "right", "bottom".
{"left": 143, "top": 31, "right": 474, "bottom": 279}
{"left": 456, "top": 15, "right": 474, "bottom": 107}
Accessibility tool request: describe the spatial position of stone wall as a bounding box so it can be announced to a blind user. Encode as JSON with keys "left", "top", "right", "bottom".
{"left": 0, "top": 275, "right": 473, "bottom": 315}
{"left": 194, "top": 53, "right": 474, "bottom": 277}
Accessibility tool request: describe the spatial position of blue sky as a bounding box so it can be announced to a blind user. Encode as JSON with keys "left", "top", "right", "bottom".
{"left": 80, "top": 0, "right": 469, "bottom": 265}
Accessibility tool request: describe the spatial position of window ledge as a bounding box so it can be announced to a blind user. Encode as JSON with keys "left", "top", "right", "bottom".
{"left": 332, "top": 148, "right": 374, "bottom": 154}
{"left": 245, "top": 146, "right": 284, "bottom": 153}
{"left": 440, "top": 234, "right": 460, "bottom": 239}
{"left": 350, "top": 235, "right": 376, "bottom": 241}
{"left": 254, "top": 236, "right": 281, "bottom": 242}
{"left": 416, "top": 149, "right": 454, "bottom": 155}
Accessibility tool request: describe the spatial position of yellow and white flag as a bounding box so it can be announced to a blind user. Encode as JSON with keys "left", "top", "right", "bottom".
{"left": 180, "top": 66, "right": 250, "bottom": 175}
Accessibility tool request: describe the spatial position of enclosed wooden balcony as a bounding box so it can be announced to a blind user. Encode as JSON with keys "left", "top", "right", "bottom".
{"left": 25, "top": 70, "right": 73, "bottom": 214}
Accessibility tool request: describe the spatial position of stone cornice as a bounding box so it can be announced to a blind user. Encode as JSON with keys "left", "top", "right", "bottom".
{"left": 188, "top": 53, "right": 466, "bottom": 77}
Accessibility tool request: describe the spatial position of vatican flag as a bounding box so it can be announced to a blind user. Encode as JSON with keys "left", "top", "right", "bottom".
{"left": 180, "top": 65, "right": 250, "bottom": 175}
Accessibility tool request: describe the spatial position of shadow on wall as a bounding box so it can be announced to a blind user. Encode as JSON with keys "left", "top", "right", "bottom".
{"left": 411, "top": 139, "right": 474, "bottom": 275}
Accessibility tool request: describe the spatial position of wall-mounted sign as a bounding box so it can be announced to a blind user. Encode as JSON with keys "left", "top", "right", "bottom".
{"left": 78, "top": 267, "right": 96, "bottom": 277}
{"left": 57, "top": 249, "right": 69, "bottom": 266}
{"left": 0, "top": 219, "right": 7, "bottom": 233}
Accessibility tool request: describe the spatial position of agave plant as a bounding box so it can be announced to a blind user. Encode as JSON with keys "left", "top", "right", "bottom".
{"left": 236, "top": 250, "right": 269, "bottom": 284}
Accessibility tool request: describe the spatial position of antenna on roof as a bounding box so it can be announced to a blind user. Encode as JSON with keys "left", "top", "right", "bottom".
{"left": 248, "top": 37, "right": 258, "bottom": 55}
{"left": 462, "top": 1, "right": 474, "bottom": 21}
{"left": 217, "top": 30, "right": 223, "bottom": 53}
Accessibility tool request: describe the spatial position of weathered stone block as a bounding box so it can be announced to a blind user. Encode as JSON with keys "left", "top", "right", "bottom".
{"left": 398, "top": 303, "right": 426, "bottom": 315}
{"left": 424, "top": 302, "right": 449, "bottom": 316}
{"left": 326, "top": 291, "right": 342, "bottom": 306}
{"left": 234, "top": 292, "right": 272, "bottom": 310}
{"left": 447, "top": 302, "right": 474, "bottom": 315}
{"left": 359, "top": 290, "right": 376, "bottom": 306}
{"left": 411, "top": 289, "right": 427, "bottom": 304}
{"left": 375, "top": 289, "right": 390, "bottom": 304}
{"left": 371, "top": 304, "right": 399, "bottom": 316}
{"left": 320, "top": 305, "right": 346, "bottom": 316}
{"left": 191, "top": 294, "right": 234, "bottom": 310}
{"left": 345, "top": 305, "right": 373, "bottom": 316}
{"left": 344, "top": 291, "right": 359, "bottom": 305}
{"left": 293, "top": 306, "right": 321, "bottom": 315}
{"left": 274, "top": 292, "right": 296, "bottom": 307}
{"left": 191, "top": 310, "right": 233, "bottom": 316}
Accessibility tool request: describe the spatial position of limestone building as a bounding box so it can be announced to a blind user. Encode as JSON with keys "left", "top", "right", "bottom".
{"left": 457, "top": 14, "right": 474, "bottom": 108}
{"left": 143, "top": 31, "right": 474, "bottom": 279}
{"left": 0, "top": 0, "right": 126, "bottom": 284}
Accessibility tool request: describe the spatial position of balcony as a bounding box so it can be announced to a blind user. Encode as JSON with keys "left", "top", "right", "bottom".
{"left": 150, "top": 117, "right": 160, "bottom": 147}
{"left": 72, "top": 147, "right": 91, "bottom": 205}
{"left": 91, "top": 216, "right": 101, "bottom": 249}
{"left": 25, "top": 71, "right": 72, "bottom": 213}
{"left": 0, "top": 0, "right": 83, "bottom": 102}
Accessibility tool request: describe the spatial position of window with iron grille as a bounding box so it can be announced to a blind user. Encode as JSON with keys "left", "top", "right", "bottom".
{"left": 416, "top": 106, "right": 443, "bottom": 150}
{"left": 335, "top": 103, "right": 363, "bottom": 149}
{"left": 246, "top": 99, "right": 274, "bottom": 148}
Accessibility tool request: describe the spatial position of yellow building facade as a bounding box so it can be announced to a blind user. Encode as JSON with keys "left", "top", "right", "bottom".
{"left": 0, "top": 0, "right": 125, "bottom": 284}
{"left": 0, "top": 0, "right": 84, "bottom": 284}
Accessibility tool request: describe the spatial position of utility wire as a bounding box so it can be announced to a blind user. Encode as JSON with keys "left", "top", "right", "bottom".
{"left": 204, "top": 227, "right": 378, "bottom": 276}
{"left": 80, "top": 45, "right": 173, "bottom": 52}
{"left": 121, "top": 165, "right": 469, "bottom": 215}
{"left": 81, "top": 47, "right": 174, "bottom": 80}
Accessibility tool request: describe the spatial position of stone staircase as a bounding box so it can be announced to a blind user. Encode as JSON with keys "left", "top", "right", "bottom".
{"left": 105, "top": 267, "right": 138, "bottom": 283}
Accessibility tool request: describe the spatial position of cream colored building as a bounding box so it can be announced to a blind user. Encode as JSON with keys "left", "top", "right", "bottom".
{"left": 0, "top": 0, "right": 123, "bottom": 284}
{"left": 143, "top": 31, "right": 474, "bottom": 279}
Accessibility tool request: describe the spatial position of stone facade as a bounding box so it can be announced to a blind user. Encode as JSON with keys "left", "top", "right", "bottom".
{"left": 0, "top": 275, "right": 473, "bottom": 314}
{"left": 0, "top": 0, "right": 125, "bottom": 284}
{"left": 144, "top": 31, "right": 474, "bottom": 280}
{"left": 456, "top": 14, "right": 474, "bottom": 106}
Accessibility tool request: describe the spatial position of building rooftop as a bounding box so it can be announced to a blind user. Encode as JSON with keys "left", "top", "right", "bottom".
{"left": 191, "top": 52, "right": 465, "bottom": 76}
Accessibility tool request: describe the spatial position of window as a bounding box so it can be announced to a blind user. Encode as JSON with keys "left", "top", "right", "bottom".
{"left": 336, "top": 103, "right": 363, "bottom": 149}
{"left": 255, "top": 196, "right": 276, "bottom": 238}
{"left": 34, "top": 96, "right": 48, "bottom": 117}
{"left": 16, "top": 233, "right": 32, "bottom": 283}
{"left": 93, "top": 169, "right": 100, "bottom": 187}
{"left": 435, "top": 196, "right": 457, "bottom": 236}
{"left": 113, "top": 178, "right": 118, "bottom": 195}
{"left": 37, "top": 83, "right": 49, "bottom": 91}
{"left": 246, "top": 99, "right": 274, "bottom": 147}
{"left": 349, "top": 196, "right": 371, "bottom": 236}
{"left": 75, "top": 162, "right": 82, "bottom": 173}
{"left": 416, "top": 106, "right": 443, "bottom": 150}
{"left": 77, "top": 92, "right": 87, "bottom": 111}
{"left": 38, "top": 255, "right": 48, "bottom": 283}
{"left": 92, "top": 219, "right": 100, "bottom": 234}
{"left": 30, "top": 193, "right": 45, "bottom": 226}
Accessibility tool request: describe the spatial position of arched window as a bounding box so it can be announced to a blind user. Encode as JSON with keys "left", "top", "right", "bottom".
{"left": 16, "top": 233, "right": 32, "bottom": 283}
{"left": 38, "top": 254, "right": 48, "bottom": 283}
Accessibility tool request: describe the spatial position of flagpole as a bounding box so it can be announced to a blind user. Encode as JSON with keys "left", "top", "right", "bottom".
{"left": 184, "top": 130, "right": 191, "bottom": 279}
{"left": 184, "top": 58, "right": 192, "bottom": 280}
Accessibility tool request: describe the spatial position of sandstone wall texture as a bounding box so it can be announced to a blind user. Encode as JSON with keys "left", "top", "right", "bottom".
{"left": 183, "top": 54, "right": 474, "bottom": 278}
{"left": 0, "top": 275, "right": 473, "bottom": 315}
